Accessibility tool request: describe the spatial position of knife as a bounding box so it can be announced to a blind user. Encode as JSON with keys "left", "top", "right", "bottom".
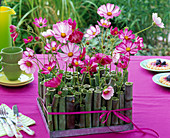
{"left": 12, "top": 105, "right": 35, "bottom": 136}
{"left": 0, "top": 117, "right": 14, "bottom": 137}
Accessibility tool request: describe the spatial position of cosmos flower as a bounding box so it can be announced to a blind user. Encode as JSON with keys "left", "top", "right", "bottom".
{"left": 72, "top": 58, "right": 84, "bottom": 67}
{"left": 41, "top": 29, "right": 54, "bottom": 39}
{"left": 53, "top": 21, "right": 72, "bottom": 43}
{"left": 97, "top": 3, "right": 121, "bottom": 19}
{"left": 41, "top": 60, "right": 56, "bottom": 74}
{"left": 68, "top": 29, "right": 84, "bottom": 43}
{"left": 44, "top": 41, "right": 61, "bottom": 53}
{"left": 10, "top": 25, "right": 18, "bottom": 41}
{"left": 18, "top": 58, "right": 36, "bottom": 74}
{"left": 118, "top": 28, "right": 135, "bottom": 41}
{"left": 23, "top": 36, "right": 34, "bottom": 44}
{"left": 94, "top": 53, "right": 112, "bottom": 65}
{"left": 33, "top": 17, "right": 47, "bottom": 28}
{"left": 57, "top": 43, "right": 80, "bottom": 63}
{"left": 110, "top": 26, "right": 119, "bottom": 36}
{"left": 44, "top": 74, "right": 63, "bottom": 88}
{"left": 23, "top": 47, "right": 34, "bottom": 58}
{"left": 84, "top": 25, "right": 100, "bottom": 40}
{"left": 102, "top": 86, "right": 114, "bottom": 100}
{"left": 136, "top": 36, "right": 144, "bottom": 50}
{"left": 152, "top": 13, "right": 164, "bottom": 28}
{"left": 97, "top": 19, "right": 111, "bottom": 28}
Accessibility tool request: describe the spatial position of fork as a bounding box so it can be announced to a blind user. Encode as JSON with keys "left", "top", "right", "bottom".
{"left": 0, "top": 106, "right": 23, "bottom": 138}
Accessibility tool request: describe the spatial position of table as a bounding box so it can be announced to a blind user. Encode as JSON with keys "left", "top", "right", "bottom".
{"left": 0, "top": 56, "right": 169, "bottom": 138}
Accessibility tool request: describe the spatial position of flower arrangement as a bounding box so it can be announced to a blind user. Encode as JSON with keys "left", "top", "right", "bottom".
{"left": 10, "top": 3, "right": 164, "bottom": 132}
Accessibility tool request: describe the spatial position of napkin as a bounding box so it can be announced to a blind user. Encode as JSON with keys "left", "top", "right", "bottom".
{"left": 0, "top": 104, "right": 36, "bottom": 137}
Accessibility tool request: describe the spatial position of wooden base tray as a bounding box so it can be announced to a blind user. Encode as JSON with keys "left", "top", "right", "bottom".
{"left": 37, "top": 98, "right": 133, "bottom": 138}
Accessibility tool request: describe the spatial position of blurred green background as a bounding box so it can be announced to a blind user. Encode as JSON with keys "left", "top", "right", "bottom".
{"left": 3, "top": 0, "right": 170, "bottom": 56}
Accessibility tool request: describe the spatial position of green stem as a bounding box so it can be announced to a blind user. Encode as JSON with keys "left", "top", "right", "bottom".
{"left": 101, "top": 27, "right": 104, "bottom": 45}
{"left": 103, "top": 28, "right": 108, "bottom": 44}
{"left": 88, "top": 70, "right": 92, "bottom": 86}
{"left": 81, "top": 72, "right": 87, "bottom": 86}
{"left": 135, "top": 24, "right": 153, "bottom": 35}
{"left": 65, "top": 62, "right": 68, "bottom": 83}
{"left": 34, "top": 57, "right": 44, "bottom": 67}
{"left": 77, "top": 67, "right": 79, "bottom": 86}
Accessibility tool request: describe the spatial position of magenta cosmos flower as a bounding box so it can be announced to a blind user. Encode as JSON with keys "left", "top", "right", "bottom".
{"left": 53, "top": 21, "right": 72, "bottom": 43}
{"left": 10, "top": 25, "right": 18, "bottom": 41}
{"left": 81, "top": 55, "right": 98, "bottom": 75}
{"left": 44, "top": 74, "right": 63, "bottom": 88}
{"left": 41, "top": 60, "right": 56, "bottom": 74}
{"left": 118, "top": 28, "right": 135, "bottom": 41}
{"left": 58, "top": 43, "right": 80, "bottom": 63}
{"left": 72, "top": 58, "right": 84, "bottom": 67}
{"left": 94, "top": 53, "right": 112, "bottom": 66}
{"left": 97, "top": 3, "right": 121, "bottom": 20}
{"left": 97, "top": 19, "right": 111, "bottom": 28}
{"left": 79, "top": 47, "right": 86, "bottom": 60}
{"left": 117, "top": 54, "right": 129, "bottom": 69}
{"left": 23, "top": 47, "right": 34, "bottom": 58}
{"left": 68, "top": 29, "right": 84, "bottom": 43}
{"left": 84, "top": 25, "right": 100, "bottom": 40}
{"left": 102, "top": 86, "right": 114, "bottom": 100}
{"left": 18, "top": 58, "right": 36, "bottom": 74}
{"left": 23, "top": 36, "right": 33, "bottom": 44}
{"left": 33, "top": 17, "right": 47, "bottom": 28}
{"left": 68, "top": 18, "right": 77, "bottom": 31}
{"left": 116, "top": 41, "right": 138, "bottom": 56}
{"left": 41, "top": 29, "right": 54, "bottom": 39}
{"left": 152, "top": 13, "right": 164, "bottom": 28}
{"left": 136, "top": 36, "right": 144, "bottom": 50}
{"left": 110, "top": 26, "right": 119, "bottom": 36}
{"left": 44, "top": 41, "right": 61, "bottom": 53}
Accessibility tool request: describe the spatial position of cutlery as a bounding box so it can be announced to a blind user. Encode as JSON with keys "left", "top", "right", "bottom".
{"left": 13, "top": 105, "right": 35, "bottom": 136}
{"left": 0, "top": 117, "right": 14, "bottom": 137}
{"left": 0, "top": 106, "right": 23, "bottom": 138}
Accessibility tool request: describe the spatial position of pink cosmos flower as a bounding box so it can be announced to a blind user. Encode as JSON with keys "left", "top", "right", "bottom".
{"left": 72, "top": 58, "right": 84, "bottom": 67}
{"left": 23, "top": 47, "right": 34, "bottom": 58}
{"left": 41, "top": 60, "right": 56, "bottom": 74}
{"left": 10, "top": 25, "right": 18, "bottom": 41}
{"left": 81, "top": 55, "right": 98, "bottom": 75}
{"left": 136, "top": 36, "right": 144, "bottom": 50}
{"left": 118, "top": 28, "right": 135, "bottom": 41}
{"left": 35, "top": 36, "right": 40, "bottom": 41}
{"left": 44, "top": 74, "right": 63, "bottom": 88}
{"left": 102, "top": 86, "right": 114, "bottom": 100}
{"left": 44, "top": 41, "right": 61, "bottom": 53}
{"left": 68, "top": 18, "right": 77, "bottom": 31}
{"left": 116, "top": 41, "right": 138, "bottom": 56}
{"left": 97, "top": 19, "right": 111, "bottom": 28}
{"left": 84, "top": 25, "right": 100, "bottom": 40}
{"left": 53, "top": 21, "right": 72, "bottom": 43}
{"left": 94, "top": 53, "right": 112, "bottom": 66}
{"left": 110, "top": 26, "right": 119, "bottom": 36}
{"left": 97, "top": 3, "right": 121, "bottom": 20}
{"left": 117, "top": 55, "right": 129, "bottom": 69}
{"left": 68, "top": 29, "right": 84, "bottom": 43}
{"left": 33, "top": 17, "right": 47, "bottom": 28}
{"left": 57, "top": 43, "right": 80, "bottom": 63}
{"left": 41, "top": 29, "right": 54, "bottom": 39}
{"left": 23, "top": 36, "right": 33, "bottom": 44}
{"left": 112, "top": 49, "right": 120, "bottom": 63}
{"left": 152, "top": 13, "right": 164, "bottom": 28}
{"left": 18, "top": 58, "right": 36, "bottom": 74}
{"left": 79, "top": 47, "right": 86, "bottom": 60}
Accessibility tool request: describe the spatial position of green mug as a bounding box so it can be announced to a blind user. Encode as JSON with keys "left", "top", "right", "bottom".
{"left": 0, "top": 47, "right": 23, "bottom": 63}
{"left": 0, "top": 62, "right": 22, "bottom": 81}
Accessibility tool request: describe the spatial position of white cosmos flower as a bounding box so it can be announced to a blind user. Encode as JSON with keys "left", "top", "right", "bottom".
{"left": 152, "top": 13, "right": 165, "bottom": 28}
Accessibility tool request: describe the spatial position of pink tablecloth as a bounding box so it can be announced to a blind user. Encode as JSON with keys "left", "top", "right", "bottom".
{"left": 0, "top": 56, "right": 169, "bottom": 138}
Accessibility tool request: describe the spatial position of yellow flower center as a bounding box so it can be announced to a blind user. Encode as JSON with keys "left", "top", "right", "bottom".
{"left": 72, "top": 29, "right": 75, "bottom": 32}
{"left": 104, "top": 91, "right": 109, "bottom": 94}
{"left": 47, "top": 36, "right": 52, "bottom": 39}
{"left": 26, "top": 61, "right": 31, "bottom": 67}
{"left": 93, "top": 32, "right": 96, "bottom": 35}
{"left": 126, "top": 47, "right": 131, "bottom": 52}
{"left": 52, "top": 47, "right": 56, "bottom": 51}
{"left": 28, "top": 39, "right": 30, "bottom": 41}
{"left": 102, "top": 23, "right": 107, "bottom": 26}
{"left": 47, "top": 66, "right": 52, "bottom": 71}
{"left": 28, "top": 54, "right": 32, "bottom": 57}
{"left": 114, "top": 31, "right": 118, "bottom": 35}
{"left": 61, "top": 33, "right": 66, "bottom": 38}
{"left": 68, "top": 52, "right": 73, "bottom": 57}
{"left": 107, "top": 12, "right": 112, "bottom": 16}
{"left": 124, "top": 36, "right": 129, "bottom": 40}
{"left": 87, "top": 66, "right": 91, "bottom": 71}
{"left": 75, "top": 61, "right": 79, "bottom": 65}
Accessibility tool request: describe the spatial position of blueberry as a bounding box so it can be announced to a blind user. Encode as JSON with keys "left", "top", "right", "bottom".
{"left": 161, "top": 61, "right": 166, "bottom": 65}
{"left": 156, "top": 61, "right": 160, "bottom": 65}
{"left": 156, "top": 59, "right": 161, "bottom": 63}
{"left": 167, "top": 75, "right": 170, "bottom": 81}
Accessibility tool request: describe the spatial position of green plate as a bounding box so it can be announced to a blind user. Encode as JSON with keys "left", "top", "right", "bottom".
{"left": 152, "top": 73, "right": 170, "bottom": 88}
{"left": 140, "top": 58, "right": 170, "bottom": 72}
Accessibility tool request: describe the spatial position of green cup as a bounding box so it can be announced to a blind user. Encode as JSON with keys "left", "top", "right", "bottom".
{"left": 0, "top": 47, "right": 23, "bottom": 63}
{"left": 0, "top": 62, "right": 22, "bottom": 81}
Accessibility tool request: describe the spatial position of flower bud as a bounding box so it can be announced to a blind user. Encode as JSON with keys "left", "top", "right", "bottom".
{"left": 93, "top": 47, "right": 96, "bottom": 50}
{"left": 107, "top": 36, "right": 110, "bottom": 39}
{"left": 58, "top": 91, "right": 62, "bottom": 95}
{"left": 86, "top": 41, "right": 89, "bottom": 45}
{"left": 103, "top": 45, "right": 106, "bottom": 49}
{"left": 110, "top": 38, "right": 115, "bottom": 42}
{"left": 68, "top": 63, "right": 73, "bottom": 68}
